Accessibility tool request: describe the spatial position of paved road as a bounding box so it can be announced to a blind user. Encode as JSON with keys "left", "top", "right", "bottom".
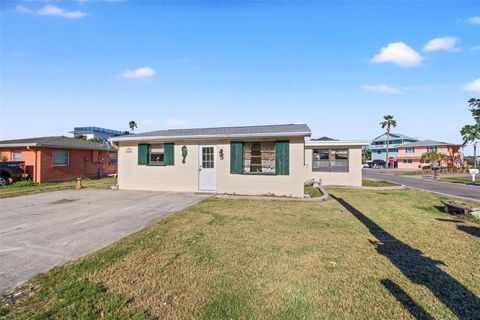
{"left": 363, "top": 169, "right": 480, "bottom": 201}
{"left": 0, "top": 189, "right": 207, "bottom": 293}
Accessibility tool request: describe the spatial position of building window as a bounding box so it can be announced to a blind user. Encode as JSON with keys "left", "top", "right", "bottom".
{"left": 312, "top": 149, "right": 349, "bottom": 172}
{"left": 402, "top": 159, "right": 413, "bottom": 164}
{"left": 109, "top": 152, "right": 118, "bottom": 165}
{"left": 426, "top": 146, "right": 437, "bottom": 152}
{"left": 421, "top": 159, "right": 430, "bottom": 164}
{"left": 405, "top": 147, "right": 415, "bottom": 153}
{"left": 149, "top": 144, "right": 165, "bottom": 166}
{"left": 243, "top": 142, "right": 275, "bottom": 174}
{"left": 12, "top": 150, "right": 22, "bottom": 161}
{"left": 52, "top": 150, "right": 69, "bottom": 166}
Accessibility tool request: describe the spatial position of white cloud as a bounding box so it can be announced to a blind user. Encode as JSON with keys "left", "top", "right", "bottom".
{"left": 371, "top": 42, "right": 424, "bottom": 67}
{"left": 423, "top": 37, "right": 461, "bottom": 52}
{"left": 164, "top": 118, "right": 187, "bottom": 127}
{"left": 37, "top": 5, "right": 86, "bottom": 19}
{"left": 361, "top": 84, "right": 401, "bottom": 94}
{"left": 15, "top": 5, "right": 33, "bottom": 14}
{"left": 471, "top": 45, "right": 480, "bottom": 51}
{"left": 462, "top": 78, "right": 480, "bottom": 92}
{"left": 122, "top": 67, "right": 156, "bottom": 79}
{"left": 468, "top": 16, "right": 480, "bottom": 25}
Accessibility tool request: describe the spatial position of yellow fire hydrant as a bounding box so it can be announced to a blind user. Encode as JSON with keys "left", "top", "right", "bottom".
{"left": 76, "top": 178, "right": 83, "bottom": 190}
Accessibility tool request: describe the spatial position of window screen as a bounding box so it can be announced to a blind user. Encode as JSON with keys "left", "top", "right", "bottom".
{"left": 312, "top": 149, "right": 349, "bottom": 172}
{"left": 52, "top": 150, "right": 69, "bottom": 166}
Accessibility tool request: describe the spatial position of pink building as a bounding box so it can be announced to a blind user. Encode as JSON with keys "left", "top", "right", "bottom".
{"left": 397, "top": 140, "right": 463, "bottom": 170}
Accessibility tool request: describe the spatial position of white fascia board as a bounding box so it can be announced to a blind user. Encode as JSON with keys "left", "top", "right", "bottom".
{"left": 0, "top": 143, "right": 38, "bottom": 148}
{"left": 305, "top": 140, "right": 370, "bottom": 147}
{"left": 111, "top": 132, "right": 312, "bottom": 142}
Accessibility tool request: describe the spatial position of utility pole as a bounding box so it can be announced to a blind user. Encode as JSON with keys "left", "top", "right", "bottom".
{"left": 475, "top": 141, "right": 478, "bottom": 169}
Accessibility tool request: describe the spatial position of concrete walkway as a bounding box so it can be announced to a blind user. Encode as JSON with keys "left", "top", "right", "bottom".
{"left": 364, "top": 169, "right": 480, "bottom": 201}
{"left": 0, "top": 189, "right": 207, "bottom": 293}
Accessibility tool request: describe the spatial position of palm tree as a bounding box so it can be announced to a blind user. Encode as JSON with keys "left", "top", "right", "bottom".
{"left": 422, "top": 151, "right": 446, "bottom": 180}
{"left": 380, "top": 115, "right": 397, "bottom": 168}
{"left": 129, "top": 121, "right": 137, "bottom": 133}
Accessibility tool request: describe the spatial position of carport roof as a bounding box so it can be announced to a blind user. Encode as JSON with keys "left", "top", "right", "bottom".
{"left": 0, "top": 136, "right": 114, "bottom": 150}
{"left": 111, "top": 123, "right": 312, "bottom": 141}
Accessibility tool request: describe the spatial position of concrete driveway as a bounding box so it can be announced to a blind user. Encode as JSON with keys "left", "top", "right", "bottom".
{"left": 0, "top": 189, "right": 207, "bottom": 293}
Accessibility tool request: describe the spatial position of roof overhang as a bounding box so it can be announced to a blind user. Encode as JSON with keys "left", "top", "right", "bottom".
{"left": 305, "top": 140, "right": 369, "bottom": 147}
{"left": 0, "top": 143, "right": 113, "bottom": 151}
{"left": 111, "top": 131, "right": 312, "bottom": 142}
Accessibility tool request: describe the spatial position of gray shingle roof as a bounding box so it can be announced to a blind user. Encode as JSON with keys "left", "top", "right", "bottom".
{"left": 0, "top": 136, "right": 114, "bottom": 151}
{"left": 113, "top": 124, "right": 311, "bottom": 140}
{"left": 401, "top": 140, "right": 459, "bottom": 147}
{"left": 372, "top": 132, "right": 417, "bottom": 142}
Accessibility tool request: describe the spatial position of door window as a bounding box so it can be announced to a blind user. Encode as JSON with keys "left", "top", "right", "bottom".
{"left": 202, "top": 147, "right": 214, "bottom": 168}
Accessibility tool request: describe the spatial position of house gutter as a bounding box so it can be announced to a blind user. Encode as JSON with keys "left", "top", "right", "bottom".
{"left": 111, "top": 132, "right": 312, "bottom": 142}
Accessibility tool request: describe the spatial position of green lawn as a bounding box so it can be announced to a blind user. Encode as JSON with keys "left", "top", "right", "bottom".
{"left": 0, "top": 177, "right": 117, "bottom": 199}
{"left": 362, "top": 179, "right": 398, "bottom": 187}
{"left": 2, "top": 188, "right": 479, "bottom": 319}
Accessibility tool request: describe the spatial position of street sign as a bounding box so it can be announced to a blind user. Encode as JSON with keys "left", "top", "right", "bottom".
{"left": 388, "top": 156, "right": 395, "bottom": 163}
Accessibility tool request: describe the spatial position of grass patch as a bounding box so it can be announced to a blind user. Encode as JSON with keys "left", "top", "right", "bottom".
{"left": 304, "top": 184, "right": 323, "bottom": 197}
{"left": 3, "top": 188, "right": 480, "bottom": 319}
{"left": 362, "top": 179, "right": 398, "bottom": 187}
{"left": 0, "top": 177, "right": 117, "bottom": 199}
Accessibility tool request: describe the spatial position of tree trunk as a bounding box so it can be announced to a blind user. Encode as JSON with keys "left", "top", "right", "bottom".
{"left": 385, "top": 128, "right": 390, "bottom": 169}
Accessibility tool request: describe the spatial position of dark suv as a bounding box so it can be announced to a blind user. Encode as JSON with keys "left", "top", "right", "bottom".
{"left": 0, "top": 161, "right": 27, "bottom": 186}
{"left": 370, "top": 159, "right": 387, "bottom": 168}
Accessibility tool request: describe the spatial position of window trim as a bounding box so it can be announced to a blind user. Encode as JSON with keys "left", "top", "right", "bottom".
{"left": 148, "top": 144, "right": 165, "bottom": 166}
{"left": 52, "top": 150, "right": 70, "bottom": 166}
{"left": 312, "top": 148, "right": 350, "bottom": 173}
{"left": 242, "top": 141, "right": 276, "bottom": 175}
{"left": 108, "top": 152, "right": 118, "bottom": 165}
{"left": 11, "top": 150, "right": 22, "bottom": 162}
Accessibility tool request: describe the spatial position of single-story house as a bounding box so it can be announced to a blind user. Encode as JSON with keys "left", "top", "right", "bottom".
{"left": 0, "top": 136, "right": 118, "bottom": 183}
{"left": 397, "top": 140, "right": 464, "bottom": 169}
{"left": 111, "top": 124, "right": 367, "bottom": 198}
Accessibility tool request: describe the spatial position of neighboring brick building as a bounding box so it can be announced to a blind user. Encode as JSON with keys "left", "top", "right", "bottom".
{"left": 0, "top": 136, "right": 117, "bottom": 183}
{"left": 397, "top": 140, "right": 464, "bottom": 170}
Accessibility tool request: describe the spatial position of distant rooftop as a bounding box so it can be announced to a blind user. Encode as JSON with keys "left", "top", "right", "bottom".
{"left": 0, "top": 136, "right": 114, "bottom": 151}
{"left": 372, "top": 132, "right": 418, "bottom": 142}
{"left": 311, "top": 136, "right": 338, "bottom": 141}
{"left": 72, "top": 127, "right": 126, "bottom": 136}
{"left": 400, "top": 140, "right": 460, "bottom": 147}
{"left": 112, "top": 123, "right": 311, "bottom": 141}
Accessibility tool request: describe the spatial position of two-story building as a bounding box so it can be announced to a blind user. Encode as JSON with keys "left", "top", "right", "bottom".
{"left": 71, "top": 127, "right": 127, "bottom": 142}
{"left": 397, "top": 140, "right": 464, "bottom": 169}
{"left": 369, "top": 133, "right": 419, "bottom": 167}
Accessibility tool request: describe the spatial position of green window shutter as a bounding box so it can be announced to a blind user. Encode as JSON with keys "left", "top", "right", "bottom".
{"left": 164, "top": 143, "right": 174, "bottom": 165}
{"left": 138, "top": 144, "right": 149, "bottom": 165}
{"left": 230, "top": 141, "right": 244, "bottom": 174}
{"left": 275, "top": 140, "right": 289, "bottom": 175}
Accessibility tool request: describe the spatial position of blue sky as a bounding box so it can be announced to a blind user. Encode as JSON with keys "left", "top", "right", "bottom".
{"left": 1, "top": 1, "right": 479, "bottom": 154}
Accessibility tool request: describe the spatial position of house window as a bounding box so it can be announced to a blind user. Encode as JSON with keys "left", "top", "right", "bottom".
{"left": 109, "top": 152, "right": 118, "bottom": 165}
{"left": 243, "top": 142, "right": 275, "bottom": 174}
{"left": 52, "top": 150, "right": 69, "bottom": 166}
{"left": 421, "top": 159, "right": 430, "bottom": 164}
{"left": 402, "top": 159, "right": 413, "bottom": 164}
{"left": 12, "top": 150, "right": 22, "bottom": 161}
{"left": 202, "top": 147, "right": 214, "bottom": 168}
{"left": 149, "top": 144, "right": 165, "bottom": 165}
{"left": 405, "top": 147, "right": 415, "bottom": 153}
{"left": 312, "top": 149, "right": 349, "bottom": 172}
{"left": 426, "top": 146, "right": 437, "bottom": 152}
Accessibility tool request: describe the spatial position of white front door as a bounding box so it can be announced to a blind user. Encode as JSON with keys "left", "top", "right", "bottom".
{"left": 198, "top": 144, "right": 217, "bottom": 192}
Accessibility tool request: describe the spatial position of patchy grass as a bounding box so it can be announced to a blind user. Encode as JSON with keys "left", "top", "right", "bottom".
{"left": 0, "top": 177, "right": 117, "bottom": 199}
{"left": 362, "top": 179, "right": 398, "bottom": 187}
{"left": 442, "top": 176, "right": 479, "bottom": 184}
{"left": 304, "top": 184, "right": 323, "bottom": 198}
{"left": 3, "top": 188, "right": 480, "bottom": 319}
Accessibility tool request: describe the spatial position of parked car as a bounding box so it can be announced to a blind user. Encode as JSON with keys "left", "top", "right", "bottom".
{"left": 370, "top": 159, "right": 386, "bottom": 168}
{"left": 0, "top": 161, "right": 28, "bottom": 186}
{"left": 363, "top": 161, "right": 372, "bottom": 168}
